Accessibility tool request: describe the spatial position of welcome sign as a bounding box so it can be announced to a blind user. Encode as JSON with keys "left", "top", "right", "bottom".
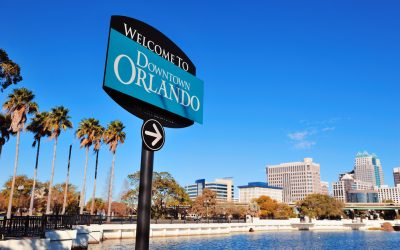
{"left": 103, "top": 16, "right": 204, "bottom": 128}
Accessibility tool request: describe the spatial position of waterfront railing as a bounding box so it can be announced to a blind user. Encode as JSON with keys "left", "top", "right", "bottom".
{"left": 0, "top": 215, "right": 100, "bottom": 239}
{"left": 0, "top": 215, "right": 245, "bottom": 239}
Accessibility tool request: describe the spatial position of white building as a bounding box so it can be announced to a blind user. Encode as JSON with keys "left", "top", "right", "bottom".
{"left": 332, "top": 172, "right": 374, "bottom": 202}
{"left": 266, "top": 158, "right": 321, "bottom": 203}
{"left": 185, "top": 178, "right": 234, "bottom": 202}
{"left": 238, "top": 182, "right": 283, "bottom": 203}
{"left": 354, "top": 151, "right": 384, "bottom": 187}
{"left": 378, "top": 185, "right": 400, "bottom": 203}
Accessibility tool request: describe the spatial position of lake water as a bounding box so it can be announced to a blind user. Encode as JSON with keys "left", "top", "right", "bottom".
{"left": 90, "top": 231, "right": 400, "bottom": 249}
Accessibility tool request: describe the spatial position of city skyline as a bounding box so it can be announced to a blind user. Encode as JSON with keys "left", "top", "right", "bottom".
{"left": 1, "top": 1, "right": 399, "bottom": 202}
{"left": 185, "top": 151, "right": 399, "bottom": 200}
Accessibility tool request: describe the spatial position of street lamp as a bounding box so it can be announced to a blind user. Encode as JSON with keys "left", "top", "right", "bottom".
{"left": 17, "top": 185, "right": 24, "bottom": 216}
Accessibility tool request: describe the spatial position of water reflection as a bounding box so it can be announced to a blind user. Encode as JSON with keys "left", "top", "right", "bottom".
{"left": 90, "top": 231, "right": 400, "bottom": 250}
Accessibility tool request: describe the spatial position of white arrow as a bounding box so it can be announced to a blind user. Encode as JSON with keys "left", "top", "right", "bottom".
{"left": 145, "top": 123, "right": 162, "bottom": 146}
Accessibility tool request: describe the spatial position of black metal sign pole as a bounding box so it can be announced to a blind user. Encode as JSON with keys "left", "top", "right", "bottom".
{"left": 135, "top": 119, "right": 165, "bottom": 250}
{"left": 135, "top": 145, "right": 154, "bottom": 250}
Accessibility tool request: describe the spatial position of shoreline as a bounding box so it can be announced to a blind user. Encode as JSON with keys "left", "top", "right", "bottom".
{"left": 73, "top": 218, "right": 399, "bottom": 247}
{"left": 1, "top": 219, "right": 399, "bottom": 250}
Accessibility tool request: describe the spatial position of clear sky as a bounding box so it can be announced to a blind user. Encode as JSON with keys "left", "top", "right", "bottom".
{"left": 1, "top": 1, "right": 399, "bottom": 200}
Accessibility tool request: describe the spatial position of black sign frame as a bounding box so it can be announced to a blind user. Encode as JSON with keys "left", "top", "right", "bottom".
{"left": 102, "top": 15, "right": 197, "bottom": 128}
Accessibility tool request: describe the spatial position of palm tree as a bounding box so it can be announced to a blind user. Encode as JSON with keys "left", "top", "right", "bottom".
{"left": 3, "top": 88, "right": 38, "bottom": 218}
{"left": 0, "top": 49, "right": 23, "bottom": 92}
{"left": 76, "top": 118, "right": 102, "bottom": 214}
{"left": 45, "top": 106, "right": 73, "bottom": 214}
{"left": 26, "top": 112, "right": 51, "bottom": 216}
{"left": 0, "top": 113, "right": 12, "bottom": 159}
{"left": 103, "top": 120, "right": 126, "bottom": 221}
{"left": 90, "top": 125, "right": 104, "bottom": 215}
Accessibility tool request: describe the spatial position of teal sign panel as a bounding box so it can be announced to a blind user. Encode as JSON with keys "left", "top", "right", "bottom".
{"left": 104, "top": 28, "right": 204, "bottom": 124}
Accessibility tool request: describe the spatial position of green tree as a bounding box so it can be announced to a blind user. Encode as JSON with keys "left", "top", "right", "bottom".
{"left": 0, "top": 192, "right": 7, "bottom": 212}
{"left": 76, "top": 118, "right": 102, "bottom": 214}
{"left": 0, "top": 175, "right": 46, "bottom": 215}
{"left": 45, "top": 106, "right": 72, "bottom": 214}
{"left": 253, "top": 195, "right": 295, "bottom": 219}
{"left": 254, "top": 195, "right": 278, "bottom": 219}
{"left": 50, "top": 183, "right": 80, "bottom": 214}
{"left": 125, "top": 171, "right": 190, "bottom": 219}
{"left": 274, "top": 203, "right": 296, "bottom": 219}
{"left": 103, "top": 120, "right": 125, "bottom": 220}
{"left": 227, "top": 205, "right": 247, "bottom": 219}
{"left": 3, "top": 88, "right": 38, "bottom": 218}
{"left": 108, "top": 201, "right": 129, "bottom": 216}
{"left": 215, "top": 203, "right": 248, "bottom": 219}
{"left": 86, "top": 198, "right": 106, "bottom": 214}
{"left": 0, "top": 113, "right": 12, "bottom": 159}
{"left": 0, "top": 49, "right": 22, "bottom": 92}
{"left": 121, "top": 188, "right": 138, "bottom": 214}
{"left": 296, "top": 194, "right": 344, "bottom": 221}
{"left": 26, "top": 111, "right": 51, "bottom": 215}
{"left": 152, "top": 172, "right": 190, "bottom": 219}
{"left": 165, "top": 182, "right": 191, "bottom": 219}
{"left": 190, "top": 189, "right": 217, "bottom": 219}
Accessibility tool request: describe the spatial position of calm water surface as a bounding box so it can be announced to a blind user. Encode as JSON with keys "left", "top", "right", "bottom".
{"left": 90, "top": 231, "right": 400, "bottom": 250}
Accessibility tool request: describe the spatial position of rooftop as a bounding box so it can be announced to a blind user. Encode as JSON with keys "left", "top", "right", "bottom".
{"left": 356, "top": 151, "right": 378, "bottom": 158}
{"left": 267, "top": 158, "right": 321, "bottom": 168}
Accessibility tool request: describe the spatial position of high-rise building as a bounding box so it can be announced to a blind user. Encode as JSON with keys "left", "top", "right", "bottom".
{"left": 332, "top": 172, "right": 374, "bottom": 202}
{"left": 238, "top": 182, "right": 283, "bottom": 203}
{"left": 266, "top": 158, "right": 321, "bottom": 203}
{"left": 378, "top": 185, "right": 400, "bottom": 204}
{"left": 185, "top": 178, "right": 234, "bottom": 202}
{"left": 320, "top": 181, "right": 329, "bottom": 195}
{"left": 354, "top": 151, "right": 384, "bottom": 187}
{"left": 393, "top": 168, "right": 400, "bottom": 187}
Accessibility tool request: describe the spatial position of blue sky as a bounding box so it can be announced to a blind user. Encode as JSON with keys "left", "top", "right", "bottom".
{"left": 1, "top": 1, "right": 399, "bottom": 199}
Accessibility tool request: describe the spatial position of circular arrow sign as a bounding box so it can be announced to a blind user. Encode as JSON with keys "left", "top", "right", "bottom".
{"left": 141, "top": 119, "right": 165, "bottom": 151}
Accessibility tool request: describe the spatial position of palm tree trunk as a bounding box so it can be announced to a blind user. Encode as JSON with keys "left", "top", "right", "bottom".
{"left": 7, "top": 130, "right": 20, "bottom": 219}
{"left": 79, "top": 147, "right": 89, "bottom": 214}
{"left": 107, "top": 152, "right": 116, "bottom": 222}
{"left": 29, "top": 139, "right": 41, "bottom": 216}
{"left": 46, "top": 137, "right": 58, "bottom": 214}
{"left": 62, "top": 145, "right": 72, "bottom": 214}
{"left": 91, "top": 150, "right": 99, "bottom": 215}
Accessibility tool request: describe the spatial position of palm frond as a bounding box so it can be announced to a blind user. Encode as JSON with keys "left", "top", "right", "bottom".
{"left": 2, "top": 88, "right": 37, "bottom": 132}
{"left": 45, "top": 106, "right": 72, "bottom": 140}
{"left": 103, "top": 120, "right": 126, "bottom": 154}
{"left": 76, "top": 118, "right": 103, "bottom": 149}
